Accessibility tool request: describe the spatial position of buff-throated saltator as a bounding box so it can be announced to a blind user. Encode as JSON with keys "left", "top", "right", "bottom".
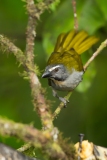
{"left": 42, "top": 30, "right": 98, "bottom": 106}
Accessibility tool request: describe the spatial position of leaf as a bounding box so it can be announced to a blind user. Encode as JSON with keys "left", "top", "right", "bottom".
{"left": 49, "top": 0, "right": 60, "bottom": 11}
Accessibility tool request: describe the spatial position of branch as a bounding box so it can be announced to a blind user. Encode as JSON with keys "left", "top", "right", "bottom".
{"left": 84, "top": 39, "right": 107, "bottom": 71}
{"left": 0, "top": 35, "right": 26, "bottom": 66}
{"left": 26, "top": 0, "right": 58, "bottom": 19}
{"left": 24, "top": 0, "right": 55, "bottom": 130}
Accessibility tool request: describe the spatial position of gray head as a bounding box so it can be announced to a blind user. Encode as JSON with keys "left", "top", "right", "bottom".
{"left": 42, "top": 64, "right": 69, "bottom": 81}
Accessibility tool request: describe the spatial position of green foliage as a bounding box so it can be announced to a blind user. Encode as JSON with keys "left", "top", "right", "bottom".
{"left": 49, "top": 0, "right": 60, "bottom": 11}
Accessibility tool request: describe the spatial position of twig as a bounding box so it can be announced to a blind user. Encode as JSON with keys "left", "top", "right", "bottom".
{"left": 72, "top": 0, "right": 78, "bottom": 31}
{"left": 84, "top": 39, "right": 107, "bottom": 71}
{"left": 0, "top": 35, "right": 26, "bottom": 65}
{"left": 52, "top": 92, "right": 72, "bottom": 121}
{"left": 17, "top": 143, "right": 32, "bottom": 152}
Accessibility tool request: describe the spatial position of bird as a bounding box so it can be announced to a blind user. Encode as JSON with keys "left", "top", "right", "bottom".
{"left": 42, "top": 30, "right": 98, "bottom": 106}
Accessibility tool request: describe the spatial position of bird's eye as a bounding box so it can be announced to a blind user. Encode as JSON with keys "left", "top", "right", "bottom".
{"left": 54, "top": 68, "right": 59, "bottom": 72}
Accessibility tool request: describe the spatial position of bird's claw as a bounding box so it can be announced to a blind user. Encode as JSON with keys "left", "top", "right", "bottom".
{"left": 52, "top": 89, "right": 69, "bottom": 107}
{"left": 67, "top": 99, "right": 69, "bottom": 103}
{"left": 59, "top": 97, "right": 69, "bottom": 107}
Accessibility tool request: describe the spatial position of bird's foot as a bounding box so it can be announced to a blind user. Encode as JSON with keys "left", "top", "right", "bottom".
{"left": 59, "top": 97, "right": 69, "bottom": 107}
{"left": 52, "top": 89, "right": 69, "bottom": 107}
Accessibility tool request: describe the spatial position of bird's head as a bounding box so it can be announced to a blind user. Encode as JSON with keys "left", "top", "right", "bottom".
{"left": 42, "top": 64, "right": 69, "bottom": 81}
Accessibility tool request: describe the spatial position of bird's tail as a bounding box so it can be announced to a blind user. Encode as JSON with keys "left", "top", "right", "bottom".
{"left": 54, "top": 30, "right": 99, "bottom": 54}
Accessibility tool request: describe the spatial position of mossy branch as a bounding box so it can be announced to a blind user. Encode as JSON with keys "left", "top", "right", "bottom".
{"left": 24, "top": 0, "right": 55, "bottom": 130}
{"left": 0, "top": 35, "right": 26, "bottom": 65}
{"left": 0, "top": 117, "right": 74, "bottom": 160}
{"left": 84, "top": 39, "right": 107, "bottom": 71}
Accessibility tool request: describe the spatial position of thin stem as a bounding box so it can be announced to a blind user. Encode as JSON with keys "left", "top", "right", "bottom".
{"left": 84, "top": 39, "right": 107, "bottom": 71}
{"left": 72, "top": 0, "right": 78, "bottom": 31}
{"left": 17, "top": 143, "right": 32, "bottom": 152}
{"left": 52, "top": 92, "right": 72, "bottom": 121}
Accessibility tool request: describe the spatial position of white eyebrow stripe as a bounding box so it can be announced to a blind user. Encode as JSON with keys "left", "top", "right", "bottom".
{"left": 49, "top": 65, "right": 60, "bottom": 72}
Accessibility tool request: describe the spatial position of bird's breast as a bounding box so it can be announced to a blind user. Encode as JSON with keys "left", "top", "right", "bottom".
{"left": 50, "top": 70, "right": 84, "bottom": 91}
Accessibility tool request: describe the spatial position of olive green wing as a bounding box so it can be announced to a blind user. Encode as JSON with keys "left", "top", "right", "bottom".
{"left": 47, "top": 49, "right": 83, "bottom": 72}
{"left": 60, "top": 49, "right": 83, "bottom": 71}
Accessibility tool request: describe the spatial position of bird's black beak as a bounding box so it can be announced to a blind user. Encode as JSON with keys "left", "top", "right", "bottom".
{"left": 42, "top": 71, "right": 51, "bottom": 78}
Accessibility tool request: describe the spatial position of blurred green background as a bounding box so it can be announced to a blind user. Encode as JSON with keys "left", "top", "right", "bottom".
{"left": 0, "top": 0, "right": 107, "bottom": 149}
